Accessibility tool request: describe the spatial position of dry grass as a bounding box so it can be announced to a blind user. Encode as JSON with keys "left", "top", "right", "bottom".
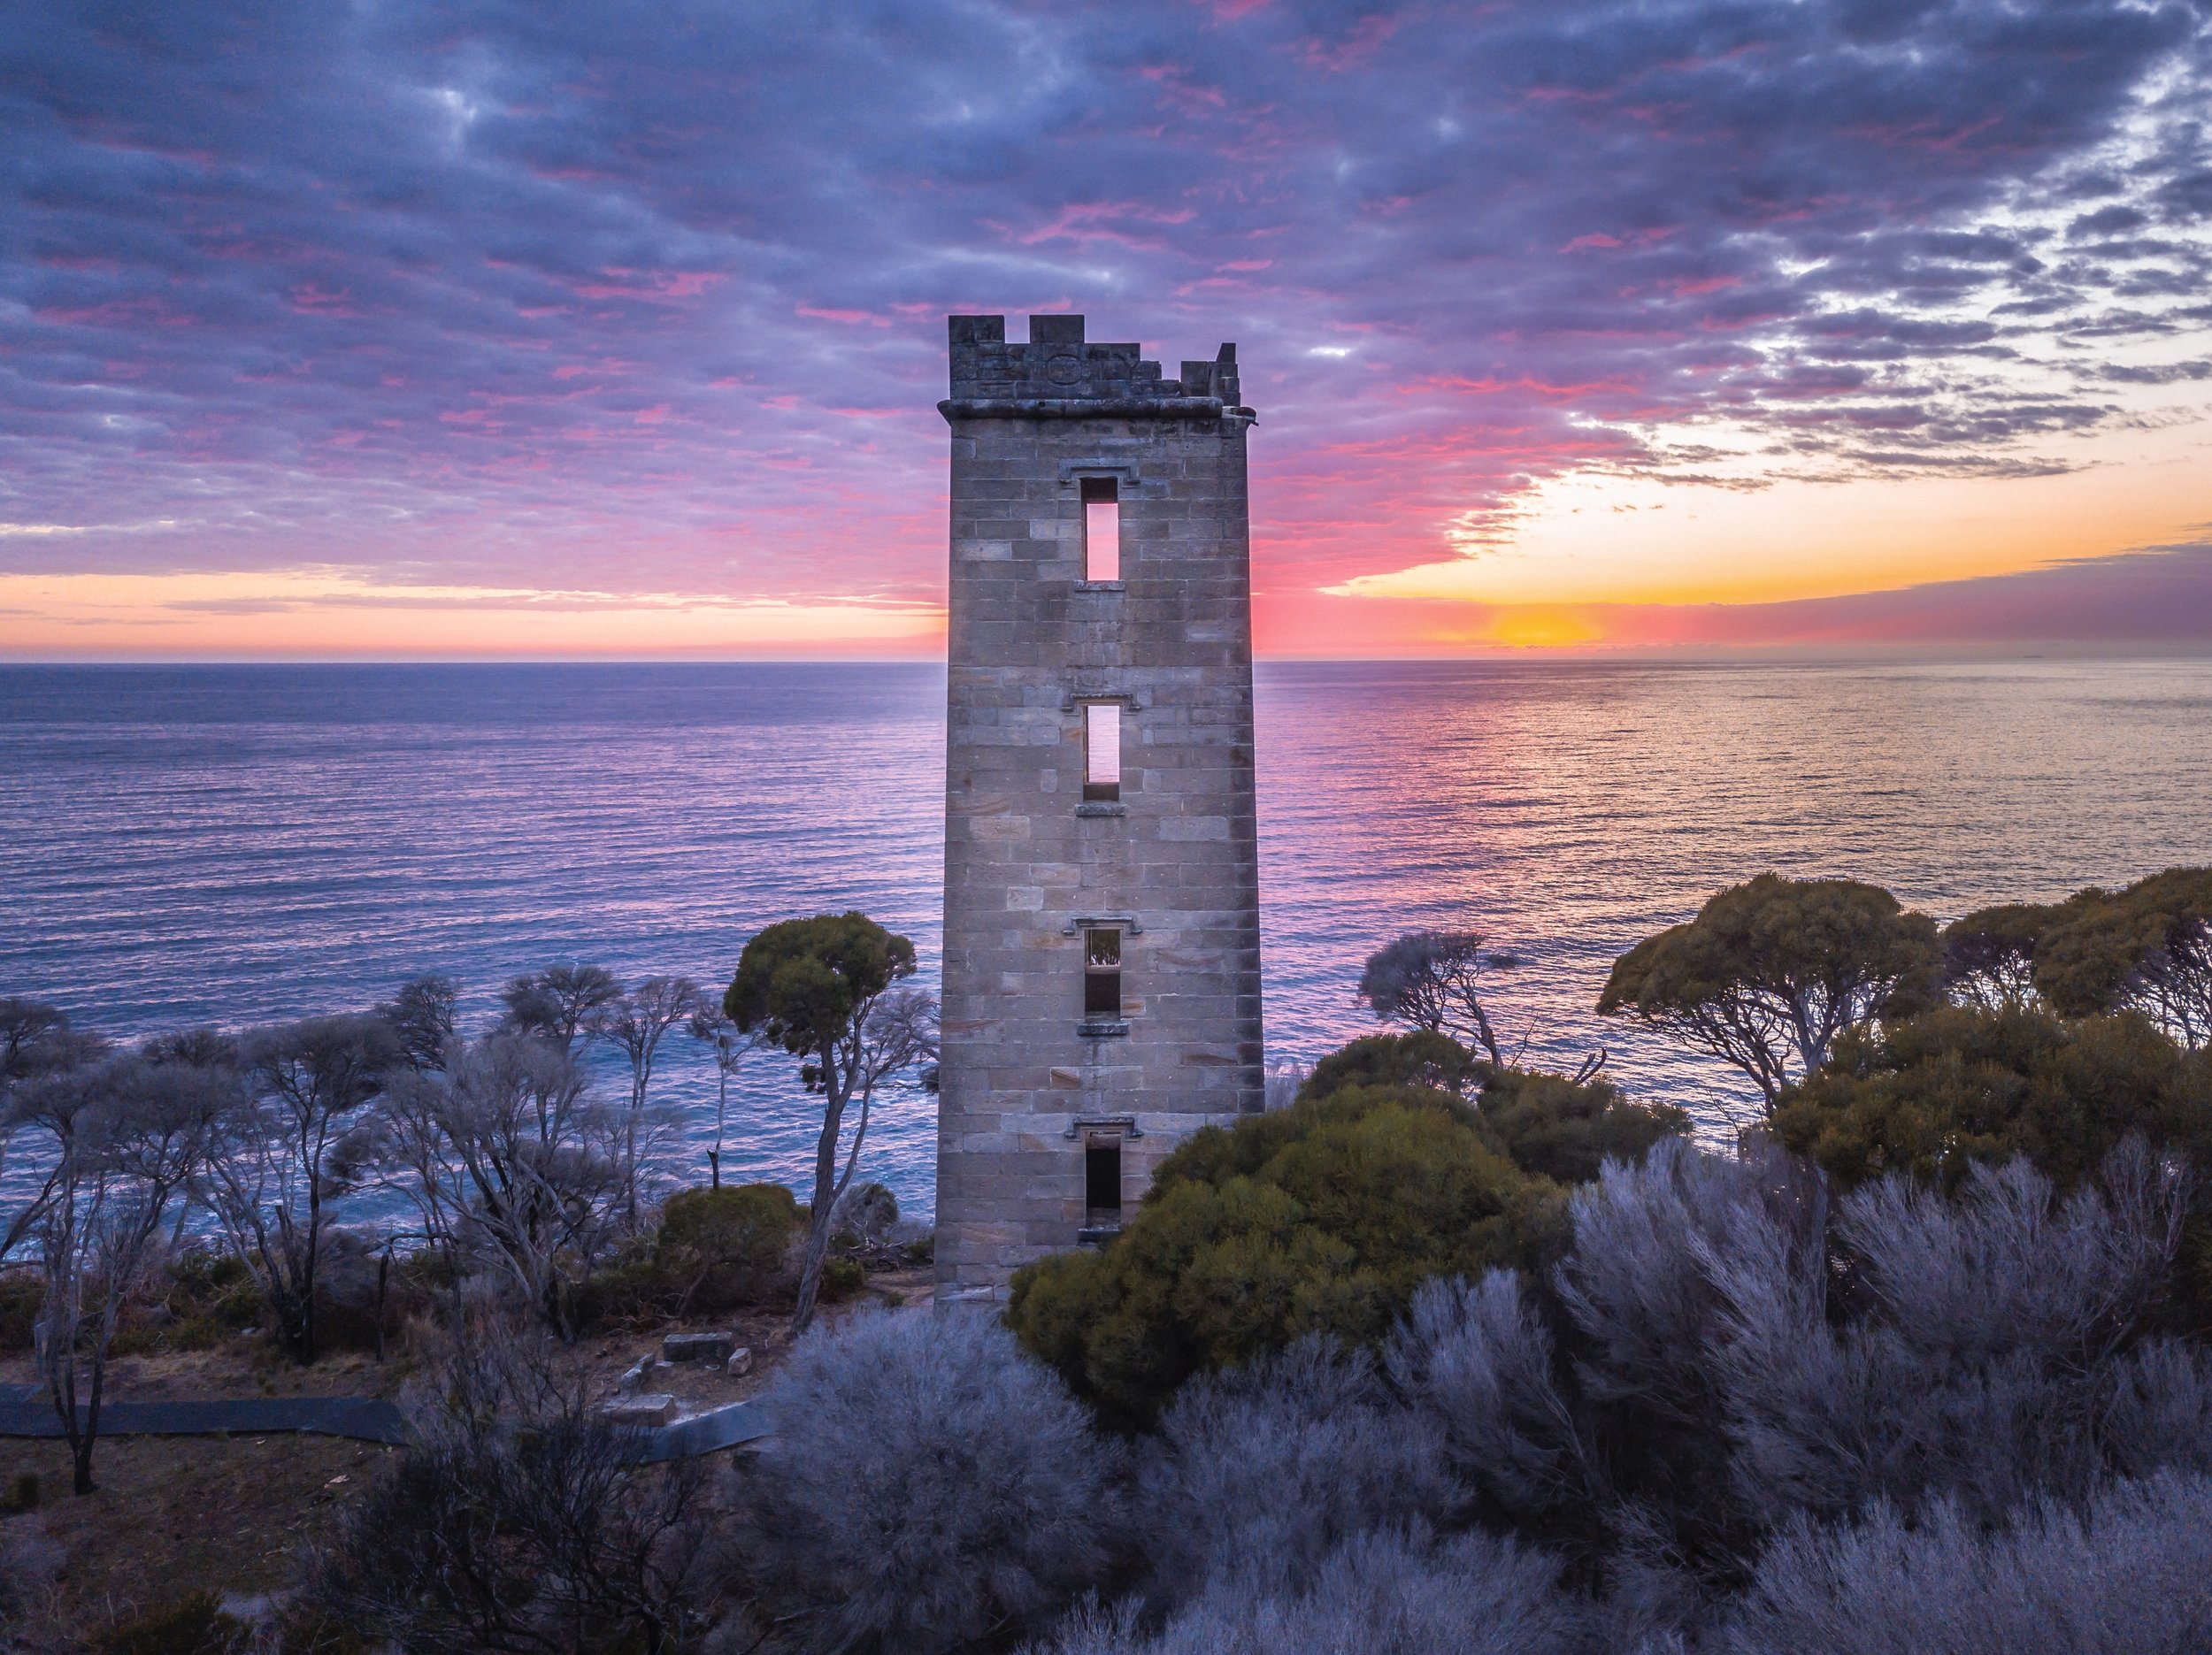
{"left": 0, "top": 1431, "right": 384, "bottom": 1637}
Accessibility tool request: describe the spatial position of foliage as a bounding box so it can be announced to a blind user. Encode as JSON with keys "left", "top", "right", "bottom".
{"left": 1028, "top": 1529, "right": 1587, "bottom": 1655}
{"left": 1720, "top": 1472, "right": 2212, "bottom": 1655}
{"left": 1298, "top": 1032, "right": 1685, "bottom": 1184}
{"left": 497, "top": 963, "right": 621, "bottom": 1058}
{"left": 735, "top": 1307, "right": 1116, "bottom": 1655}
{"left": 1942, "top": 900, "right": 2088, "bottom": 1013}
{"left": 95, "top": 1591, "right": 248, "bottom": 1655}
{"left": 652, "top": 1182, "right": 801, "bottom": 1314}
{"left": 831, "top": 1179, "right": 899, "bottom": 1247}
{"left": 725, "top": 913, "right": 930, "bottom": 1331}
{"left": 2034, "top": 867, "right": 2212, "bottom": 1049}
{"left": 1007, "top": 1082, "right": 1560, "bottom": 1425}
{"left": 1, "top": 1471, "right": 39, "bottom": 1515}
{"left": 1772, "top": 1004, "right": 2212, "bottom": 1191}
{"left": 1598, "top": 873, "right": 1944, "bottom": 1109}
{"left": 375, "top": 974, "right": 458, "bottom": 1073}
{"left": 1358, "top": 931, "right": 1508, "bottom": 1064}
{"left": 1301, "top": 1031, "right": 1482, "bottom": 1100}
{"left": 1132, "top": 1338, "right": 1459, "bottom": 1603}
{"left": 1470, "top": 1065, "right": 1688, "bottom": 1184}
{"left": 204, "top": 1014, "right": 400, "bottom": 1363}
{"left": 306, "top": 1320, "right": 715, "bottom": 1654}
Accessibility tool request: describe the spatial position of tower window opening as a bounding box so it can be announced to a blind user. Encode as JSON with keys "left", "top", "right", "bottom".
{"left": 1082, "top": 477, "right": 1120, "bottom": 582}
{"left": 1084, "top": 926, "right": 1123, "bottom": 1019}
{"left": 1085, "top": 1134, "right": 1124, "bottom": 1224}
{"left": 1084, "top": 702, "right": 1122, "bottom": 801}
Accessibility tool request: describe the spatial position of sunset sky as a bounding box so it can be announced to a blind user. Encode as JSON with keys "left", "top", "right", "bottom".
{"left": 4, "top": 0, "right": 2210, "bottom": 658}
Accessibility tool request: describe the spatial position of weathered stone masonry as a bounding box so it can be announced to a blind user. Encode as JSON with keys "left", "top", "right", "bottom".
{"left": 934, "top": 313, "right": 1266, "bottom": 1305}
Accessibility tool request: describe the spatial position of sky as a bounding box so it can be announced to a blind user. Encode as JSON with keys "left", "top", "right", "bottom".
{"left": 3, "top": 0, "right": 2211, "bottom": 659}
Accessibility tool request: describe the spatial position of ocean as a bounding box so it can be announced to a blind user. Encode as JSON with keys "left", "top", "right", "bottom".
{"left": 4, "top": 658, "right": 2208, "bottom": 1218}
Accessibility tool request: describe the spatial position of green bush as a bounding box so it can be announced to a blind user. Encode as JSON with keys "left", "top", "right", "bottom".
{"left": 1772, "top": 1005, "right": 2212, "bottom": 1191}
{"left": 655, "top": 1182, "right": 803, "bottom": 1314}
{"left": 96, "top": 1592, "right": 245, "bottom": 1655}
{"left": 1470, "top": 1065, "right": 1689, "bottom": 1184}
{"left": 1298, "top": 1032, "right": 1686, "bottom": 1184}
{"left": 1006, "top": 1082, "right": 1562, "bottom": 1426}
{"left": 1, "top": 1471, "right": 39, "bottom": 1515}
{"left": 820, "top": 1256, "right": 868, "bottom": 1302}
{"left": 1302, "top": 1031, "right": 1483, "bottom": 1099}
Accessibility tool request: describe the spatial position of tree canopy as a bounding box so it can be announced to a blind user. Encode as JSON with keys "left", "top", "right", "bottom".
{"left": 725, "top": 913, "right": 917, "bottom": 1074}
{"left": 1597, "top": 873, "right": 1943, "bottom": 1110}
{"left": 2034, "top": 868, "right": 2212, "bottom": 1050}
{"left": 1006, "top": 1077, "right": 1563, "bottom": 1425}
{"left": 1772, "top": 1004, "right": 2212, "bottom": 1194}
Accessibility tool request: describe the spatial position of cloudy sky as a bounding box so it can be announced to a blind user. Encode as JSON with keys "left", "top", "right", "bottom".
{"left": 4, "top": 0, "right": 2210, "bottom": 657}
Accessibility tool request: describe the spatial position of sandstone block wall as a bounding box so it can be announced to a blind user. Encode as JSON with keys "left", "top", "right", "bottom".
{"left": 934, "top": 313, "right": 1266, "bottom": 1304}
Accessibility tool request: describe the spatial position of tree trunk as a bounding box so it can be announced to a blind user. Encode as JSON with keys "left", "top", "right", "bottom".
{"left": 789, "top": 1040, "right": 847, "bottom": 1334}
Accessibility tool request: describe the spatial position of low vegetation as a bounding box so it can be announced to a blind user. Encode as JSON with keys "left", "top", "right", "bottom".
{"left": 3, "top": 869, "right": 2211, "bottom": 1651}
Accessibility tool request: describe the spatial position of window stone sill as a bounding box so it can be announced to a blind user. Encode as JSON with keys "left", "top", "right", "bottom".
{"left": 1074, "top": 801, "right": 1126, "bottom": 818}
{"left": 1077, "top": 1019, "right": 1131, "bottom": 1039}
{"left": 1077, "top": 1224, "right": 1124, "bottom": 1247}
{"left": 1073, "top": 580, "right": 1125, "bottom": 594}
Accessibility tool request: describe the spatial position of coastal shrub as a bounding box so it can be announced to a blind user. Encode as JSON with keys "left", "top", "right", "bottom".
{"left": 306, "top": 1321, "right": 716, "bottom": 1654}
{"left": 654, "top": 1182, "right": 802, "bottom": 1313}
{"left": 734, "top": 1307, "right": 1118, "bottom": 1655}
{"left": 1471, "top": 1066, "right": 1688, "bottom": 1184}
{"left": 1029, "top": 1528, "right": 1587, "bottom": 1655}
{"left": 1385, "top": 1272, "right": 1587, "bottom": 1525}
{"left": 0, "top": 1270, "right": 41, "bottom": 1353}
{"left": 2, "top": 1471, "right": 40, "bottom": 1515}
{"left": 2032, "top": 867, "right": 2212, "bottom": 1048}
{"left": 1771, "top": 1005, "right": 2212, "bottom": 1191}
{"left": 1302, "top": 1031, "right": 1483, "bottom": 1100}
{"left": 1006, "top": 1083, "right": 1561, "bottom": 1424}
{"left": 1720, "top": 1472, "right": 2212, "bottom": 1655}
{"left": 831, "top": 1179, "right": 900, "bottom": 1248}
{"left": 1132, "top": 1338, "right": 1460, "bottom": 1604}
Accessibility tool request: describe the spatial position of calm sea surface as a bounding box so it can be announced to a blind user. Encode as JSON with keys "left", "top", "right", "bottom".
{"left": 4, "top": 659, "right": 2208, "bottom": 1218}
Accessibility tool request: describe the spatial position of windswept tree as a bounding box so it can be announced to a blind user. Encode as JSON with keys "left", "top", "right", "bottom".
{"left": 685, "top": 1005, "right": 758, "bottom": 1190}
{"left": 588, "top": 976, "right": 706, "bottom": 1225}
{"left": 0, "top": 1000, "right": 105, "bottom": 1205}
{"left": 12, "top": 1055, "right": 231, "bottom": 1491}
{"left": 378, "top": 973, "right": 460, "bottom": 1073}
{"left": 726, "top": 914, "right": 936, "bottom": 1330}
{"left": 201, "top": 1014, "right": 401, "bottom": 1362}
{"left": 376, "top": 1035, "right": 623, "bottom": 1336}
{"left": 1597, "top": 874, "right": 1943, "bottom": 1111}
{"left": 499, "top": 964, "right": 622, "bottom": 1060}
{"left": 2035, "top": 867, "right": 2212, "bottom": 1050}
{"left": 1358, "top": 931, "right": 1507, "bottom": 1066}
{"left": 1943, "top": 902, "right": 2063, "bottom": 1012}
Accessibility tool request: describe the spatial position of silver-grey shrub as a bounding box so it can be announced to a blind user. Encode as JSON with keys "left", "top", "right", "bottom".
{"left": 1721, "top": 1471, "right": 2212, "bottom": 1655}
{"left": 1133, "top": 1337, "right": 1462, "bottom": 1604}
{"left": 736, "top": 1308, "right": 1117, "bottom": 1655}
{"left": 1386, "top": 1271, "right": 1593, "bottom": 1521}
{"left": 1029, "top": 1528, "right": 1589, "bottom": 1655}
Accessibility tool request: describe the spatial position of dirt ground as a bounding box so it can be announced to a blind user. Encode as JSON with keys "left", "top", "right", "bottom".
{"left": 0, "top": 1432, "right": 381, "bottom": 1638}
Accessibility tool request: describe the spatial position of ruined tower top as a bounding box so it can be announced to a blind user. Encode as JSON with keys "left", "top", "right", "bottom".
{"left": 943, "top": 314, "right": 1245, "bottom": 418}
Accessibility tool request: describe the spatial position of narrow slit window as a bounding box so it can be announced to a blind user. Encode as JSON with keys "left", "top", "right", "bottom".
{"left": 1086, "top": 1136, "right": 1124, "bottom": 1222}
{"left": 1084, "top": 926, "right": 1123, "bottom": 1019}
{"left": 1081, "top": 477, "right": 1119, "bottom": 582}
{"left": 1084, "top": 702, "right": 1121, "bottom": 801}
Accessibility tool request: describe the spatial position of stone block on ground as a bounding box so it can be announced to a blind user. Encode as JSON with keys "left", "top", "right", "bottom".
{"left": 662, "top": 1331, "right": 736, "bottom": 1364}
{"left": 726, "top": 1346, "right": 753, "bottom": 1377}
{"left": 603, "top": 1393, "right": 678, "bottom": 1427}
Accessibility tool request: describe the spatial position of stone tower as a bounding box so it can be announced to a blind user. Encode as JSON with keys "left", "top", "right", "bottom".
{"left": 934, "top": 313, "right": 1266, "bottom": 1305}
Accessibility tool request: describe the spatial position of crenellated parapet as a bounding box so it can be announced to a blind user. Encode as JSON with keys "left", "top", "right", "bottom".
{"left": 944, "top": 314, "right": 1247, "bottom": 419}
